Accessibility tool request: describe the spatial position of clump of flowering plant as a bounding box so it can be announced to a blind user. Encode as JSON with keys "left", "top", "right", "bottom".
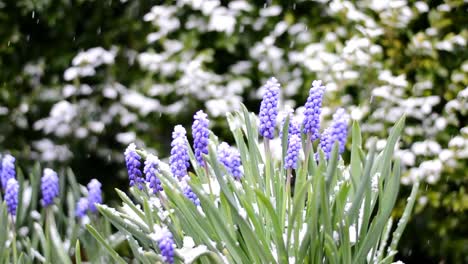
{"left": 90, "top": 78, "right": 419, "bottom": 263}
{"left": 0, "top": 155, "right": 113, "bottom": 263}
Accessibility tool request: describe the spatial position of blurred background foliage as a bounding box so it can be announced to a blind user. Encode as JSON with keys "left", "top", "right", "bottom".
{"left": 0, "top": 0, "right": 467, "bottom": 263}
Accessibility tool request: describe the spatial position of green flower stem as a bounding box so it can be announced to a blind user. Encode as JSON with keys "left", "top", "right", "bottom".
{"left": 303, "top": 134, "right": 312, "bottom": 168}
{"left": 11, "top": 216, "right": 17, "bottom": 264}
{"left": 203, "top": 162, "right": 215, "bottom": 202}
{"left": 285, "top": 168, "right": 292, "bottom": 250}
{"left": 286, "top": 168, "right": 292, "bottom": 210}
{"left": 264, "top": 138, "right": 273, "bottom": 241}
{"left": 264, "top": 138, "right": 272, "bottom": 199}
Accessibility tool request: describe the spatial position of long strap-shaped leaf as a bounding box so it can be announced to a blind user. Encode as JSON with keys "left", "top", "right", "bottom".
{"left": 86, "top": 224, "right": 126, "bottom": 264}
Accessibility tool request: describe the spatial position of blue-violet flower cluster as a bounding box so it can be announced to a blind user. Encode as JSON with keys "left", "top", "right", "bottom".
{"left": 87, "top": 179, "right": 102, "bottom": 213}
{"left": 303, "top": 80, "right": 325, "bottom": 141}
{"left": 41, "top": 168, "right": 60, "bottom": 207}
{"left": 124, "top": 143, "right": 144, "bottom": 188}
{"left": 280, "top": 109, "right": 300, "bottom": 140}
{"left": 144, "top": 154, "right": 163, "bottom": 194}
{"left": 285, "top": 134, "right": 302, "bottom": 169}
{"left": 217, "top": 142, "right": 243, "bottom": 180}
{"left": 181, "top": 178, "right": 200, "bottom": 206}
{"left": 170, "top": 125, "right": 190, "bottom": 180}
{"left": 1, "top": 154, "right": 16, "bottom": 190}
{"left": 192, "top": 110, "right": 210, "bottom": 166}
{"left": 319, "top": 108, "right": 349, "bottom": 160}
{"left": 158, "top": 228, "right": 175, "bottom": 264}
{"left": 5, "top": 178, "right": 19, "bottom": 216}
{"left": 259, "top": 77, "right": 281, "bottom": 139}
{"left": 75, "top": 198, "right": 89, "bottom": 218}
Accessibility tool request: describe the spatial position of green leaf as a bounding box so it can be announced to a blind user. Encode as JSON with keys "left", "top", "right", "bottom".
{"left": 97, "top": 204, "right": 151, "bottom": 245}
{"left": 387, "top": 181, "right": 420, "bottom": 262}
{"left": 255, "top": 190, "right": 288, "bottom": 263}
{"left": 0, "top": 203, "right": 9, "bottom": 263}
{"left": 115, "top": 188, "right": 146, "bottom": 220}
{"left": 127, "top": 235, "right": 152, "bottom": 264}
{"left": 347, "top": 143, "right": 376, "bottom": 223}
{"left": 75, "top": 240, "right": 82, "bottom": 264}
{"left": 354, "top": 159, "right": 401, "bottom": 263}
{"left": 16, "top": 168, "right": 24, "bottom": 230}
{"left": 86, "top": 224, "right": 127, "bottom": 264}
{"left": 350, "top": 121, "right": 362, "bottom": 192}
{"left": 178, "top": 246, "right": 224, "bottom": 264}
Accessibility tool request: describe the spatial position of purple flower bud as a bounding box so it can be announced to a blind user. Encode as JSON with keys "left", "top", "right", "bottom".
{"left": 1, "top": 154, "right": 16, "bottom": 190}
{"left": 41, "top": 168, "right": 59, "bottom": 207}
{"left": 158, "top": 228, "right": 175, "bottom": 264}
{"left": 192, "top": 110, "right": 210, "bottom": 166}
{"left": 319, "top": 108, "right": 349, "bottom": 160}
{"left": 303, "top": 80, "right": 325, "bottom": 141}
{"left": 75, "top": 197, "right": 89, "bottom": 218}
{"left": 170, "top": 125, "right": 190, "bottom": 180}
{"left": 284, "top": 134, "right": 302, "bottom": 169}
{"left": 259, "top": 77, "right": 281, "bottom": 139}
{"left": 144, "top": 154, "right": 163, "bottom": 194}
{"left": 217, "top": 142, "right": 243, "bottom": 180}
{"left": 124, "top": 143, "right": 144, "bottom": 189}
{"left": 87, "top": 179, "right": 102, "bottom": 213}
{"left": 180, "top": 178, "right": 200, "bottom": 206}
{"left": 5, "top": 178, "right": 19, "bottom": 216}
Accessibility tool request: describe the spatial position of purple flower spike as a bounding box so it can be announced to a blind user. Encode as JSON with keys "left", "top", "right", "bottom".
{"left": 41, "top": 168, "right": 60, "bottom": 207}
{"left": 144, "top": 154, "right": 163, "bottom": 194}
{"left": 319, "top": 108, "right": 349, "bottom": 160}
{"left": 180, "top": 178, "right": 200, "bottom": 206}
{"left": 259, "top": 77, "right": 281, "bottom": 139}
{"left": 87, "top": 179, "right": 102, "bottom": 213}
{"left": 5, "top": 178, "right": 19, "bottom": 216}
{"left": 1, "top": 154, "right": 16, "bottom": 190}
{"left": 303, "top": 80, "right": 325, "bottom": 141}
{"left": 158, "top": 228, "right": 175, "bottom": 264}
{"left": 217, "top": 142, "right": 243, "bottom": 180}
{"left": 0, "top": 154, "right": 2, "bottom": 182}
{"left": 124, "top": 143, "right": 144, "bottom": 189}
{"left": 75, "top": 197, "right": 89, "bottom": 218}
{"left": 192, "top": 110, "right": 210, "bottom": 166}
{"left": 284, "top": 134, "right": 302, "bottom": 169}
{"left": 170, "top": 125, "right": 190, "bottom": 180}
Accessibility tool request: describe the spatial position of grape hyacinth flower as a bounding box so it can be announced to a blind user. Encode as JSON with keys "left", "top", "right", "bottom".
{"left": 284, "top": 134, "right": 302, "bottom": 170}
{"left": 192, "top": 110, "right": 210, "bottom": 166}
{"left": 158, "top": 227, "right": 175, "bottom": 264}
{"left": 303, "top": 80, "right": 325, "bottom": 141}
{"left": 170, "top": 125, "right": 190, "bottom": 180}
{"left": 1, "top": 154, "right": 16, "bottom": 190}
{"left": 87, "top": 179, "right": 102, "bottom": 213}
{"left": 319, "top": 108, "right": 349, "bottom": 160}
{"left": 217, "top": 142, "right": 243, "bottom": 180}
{"left": 280, "top": 109, "right": 300, "bottom": 140}
{"left": 75, "top": 197, "right": 89, "bottom": 218}
{"left": 144, "top": 154, "right": 163, "bottom": 194}
{"left": 180, "top": 178, "right": 200, "bottom": 206}
{"left": 124, "top": 143, "right": 144, "bottom": 188}
{"left": 259, "top": 77, "right": 281, "bottom": 139}
{"left": 41, "top": 168, "right": 60, "bottom": 207}
{"left": 5, "top": 178, "right": 19, "bottom": 216}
